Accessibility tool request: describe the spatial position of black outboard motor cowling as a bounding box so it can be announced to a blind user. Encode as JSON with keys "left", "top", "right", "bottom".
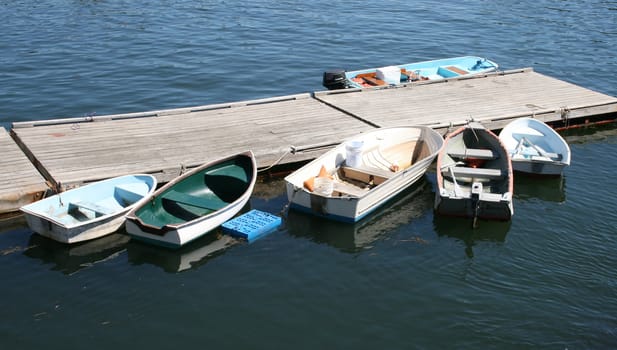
{"left": 322, "top": 70, "right": 347, "bottom": 90}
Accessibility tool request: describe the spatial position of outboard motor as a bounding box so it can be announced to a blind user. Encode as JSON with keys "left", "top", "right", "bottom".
{"left": 322, "top": 70, "right": 347, "bottom": 90}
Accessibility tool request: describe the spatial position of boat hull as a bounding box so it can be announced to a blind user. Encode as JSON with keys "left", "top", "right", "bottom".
{"left": 24, "top": 213, "right": 128, "bottom": 244}
{"left": 434, "top": 192, "right": 513, "bottom": 221}
{"left": 287, "top": 167, "right": 428, "bottom": 222}
{"left": 20, "top": 174, "right": 158, "bottom": 244}
{"left": 125, "top": 198, "right": 249, "bottom": 248}
{"left": 125, "top": 151, "right": 257, "bottom": 248}
{"left": 285, "top": 126, "right": 444, "bottom": 223}
{"left": 511, "top": 159, "right": 567, "bottom": 176}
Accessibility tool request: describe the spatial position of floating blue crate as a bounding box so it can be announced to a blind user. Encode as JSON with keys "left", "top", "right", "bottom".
{"left": 222, "top": 209, "right": 281, "bottom": 242}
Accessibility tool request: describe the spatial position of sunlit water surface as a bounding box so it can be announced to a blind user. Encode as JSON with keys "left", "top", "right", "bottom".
{"left": 1, "top": 1, "right": 616, "bottom": 348}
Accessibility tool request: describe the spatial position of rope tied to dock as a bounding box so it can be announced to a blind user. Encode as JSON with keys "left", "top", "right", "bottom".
{"left": 257, "top": 149, "right": 292, "bottom": 173}
{"left": 559, "top": 106, "right": 571, "bottom": 128}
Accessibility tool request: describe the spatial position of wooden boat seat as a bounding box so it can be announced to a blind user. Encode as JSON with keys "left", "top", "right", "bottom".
{"left": 448, "top": 148, "right": 497, "bottom": 160}
{"left": 332, "top": 181, "right": 369, "bottom": 198}
{"left": 449, "top": 166, "right": 504, "bottom": 180}
{"left": 163, "top": 190, "right": 227, "bottom": 211}
{"left": 340, "top": 165, "right": 394, "bottom": 186}
{"left": 68, "top": 201, "right": 113, "bottom": 216}
{"left": 362, "top": 76, "right": 387, "bottom": 86}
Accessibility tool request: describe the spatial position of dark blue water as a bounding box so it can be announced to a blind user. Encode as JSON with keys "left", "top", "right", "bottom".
{"left": 1, "top": 1, "right": 617, "bottom": 348}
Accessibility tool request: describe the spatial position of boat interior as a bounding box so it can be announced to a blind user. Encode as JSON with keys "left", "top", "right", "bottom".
{"left": 440, "top": 128, "right": 510, "bottom": 199}
{"left": 313, "top": 139, "right": 432, "bottom": 198}
{"left": 511, "top": 132, "right": 562, "bottom": 161}
{"left": 350, "top": 65, "right": 472, "bottom": 87}
{"left": 67, "top": 182, "right": 150, "bottom": 222}
{"left": 136, "top": 156, "right": 253, "bottom": 230}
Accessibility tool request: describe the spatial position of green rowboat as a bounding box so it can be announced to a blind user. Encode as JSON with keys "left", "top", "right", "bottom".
{"left": 125, "top": 151, "right": 257, "bottom": 248}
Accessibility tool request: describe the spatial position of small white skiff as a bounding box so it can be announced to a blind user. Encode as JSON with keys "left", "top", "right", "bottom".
{"left": 285, "top": 126, "right": 444, "bottom": 222}
{"left": 21, "top": 174, "right": 157, "bottom": 244}
{"left": 499, "top": 117, "right": 571, "bottom": 176}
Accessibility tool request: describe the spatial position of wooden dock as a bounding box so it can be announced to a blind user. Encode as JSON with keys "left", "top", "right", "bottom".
{"left": 0, "top": 128, "right": 47, "bottom": 214}
{"left": 4, "top": 68, "right": 617, "bottom": 214}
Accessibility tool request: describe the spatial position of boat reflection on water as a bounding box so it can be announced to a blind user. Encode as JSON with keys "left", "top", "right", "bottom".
{"left": 286, "top": 180, "right": 434, "bottom": 253}
{"left": 433, "top": 215, "right": 511, "bottom": 258}
{"left": 0, "top": 213, "right": 27, "bottom": 234}
{"left": 23, "top": 232, "right": 130, "bottom": 275}
{"left": 514, "top": 174, "right": 566, "bottom": 203}
{"left": 127, "top": 230, "right": 238, "bottom": 273}
{"left": 559, "top": 121, "right": 617, "bottom": 143}
{"left": 248, "top": 178, "right": 290, "bottom": 218}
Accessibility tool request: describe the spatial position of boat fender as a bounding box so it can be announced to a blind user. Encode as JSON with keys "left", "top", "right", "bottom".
{"left": 318, "top": 165, "right": 332, "bottom": 178}
{"left": 303, "top": 165, "right": 333, "bottom": 192}
{"left": 304, "top": 177, "right": 315, "bottom": 192}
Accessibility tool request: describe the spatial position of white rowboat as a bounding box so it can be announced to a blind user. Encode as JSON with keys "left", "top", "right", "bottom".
{"left": 21, "top": 174, "right": 157, "bottom": 244}
{"left": 285, "top": 126, "right": 444, "bottom": 222}
{"left": 499, "top": 117, "right": 571, "bottom": 176}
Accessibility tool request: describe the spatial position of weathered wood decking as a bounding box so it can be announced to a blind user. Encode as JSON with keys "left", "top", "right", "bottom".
{"left": 4, "top": 68, "right": 617, "bottom": 213}
{"left": 315, "top": 68, "right": 617, "bottom": 130}
{"left": 0, "top": 129, "right": 47, "bottom": 213}
{"left": 10, "top": 94, "right": 372, "bottom": 190}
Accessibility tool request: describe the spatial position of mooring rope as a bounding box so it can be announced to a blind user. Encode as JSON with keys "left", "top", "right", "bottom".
{"left": 257, "top": 148, "right": 292, "bottom": 173}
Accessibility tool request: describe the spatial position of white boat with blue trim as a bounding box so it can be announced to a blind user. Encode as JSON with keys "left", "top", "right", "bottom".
{"left": 499, "top": 117, "right": 571, "bottom": 176}
{"left": 20, "top": 174, "right": 157, "bottom": 244}
{"left": 285, "top": 126, "right": 444, "bottom": 223}
{"left": 322, "top": 56, "right": 498, "bottom": 90}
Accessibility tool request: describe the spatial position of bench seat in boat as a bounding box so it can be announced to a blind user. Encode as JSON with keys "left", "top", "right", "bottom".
{"left": 449, "top": 166, "right": 504, "bottom": 180}
{"left": 448, "top": 148, "right": 497, "bottom": 160}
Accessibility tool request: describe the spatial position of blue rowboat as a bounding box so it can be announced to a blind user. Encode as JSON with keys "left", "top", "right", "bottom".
{"left": 322, "top": 56, "right": 498, "bottom": 90}
{"left": 20, "top": 174, "right": 157, "bottom": 244}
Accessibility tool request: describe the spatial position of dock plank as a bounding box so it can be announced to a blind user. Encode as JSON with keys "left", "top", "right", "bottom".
{"left": 0, "top": 129, "right": 48, "bottom": 213}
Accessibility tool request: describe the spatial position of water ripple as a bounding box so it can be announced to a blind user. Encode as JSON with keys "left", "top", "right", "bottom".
{"left": 1, "top": 1, "right": 617, "bottom": 348}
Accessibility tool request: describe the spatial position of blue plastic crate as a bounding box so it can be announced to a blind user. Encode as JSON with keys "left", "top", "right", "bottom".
{"left": 222, "top": 209, "right": 281, "bottom": 242}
